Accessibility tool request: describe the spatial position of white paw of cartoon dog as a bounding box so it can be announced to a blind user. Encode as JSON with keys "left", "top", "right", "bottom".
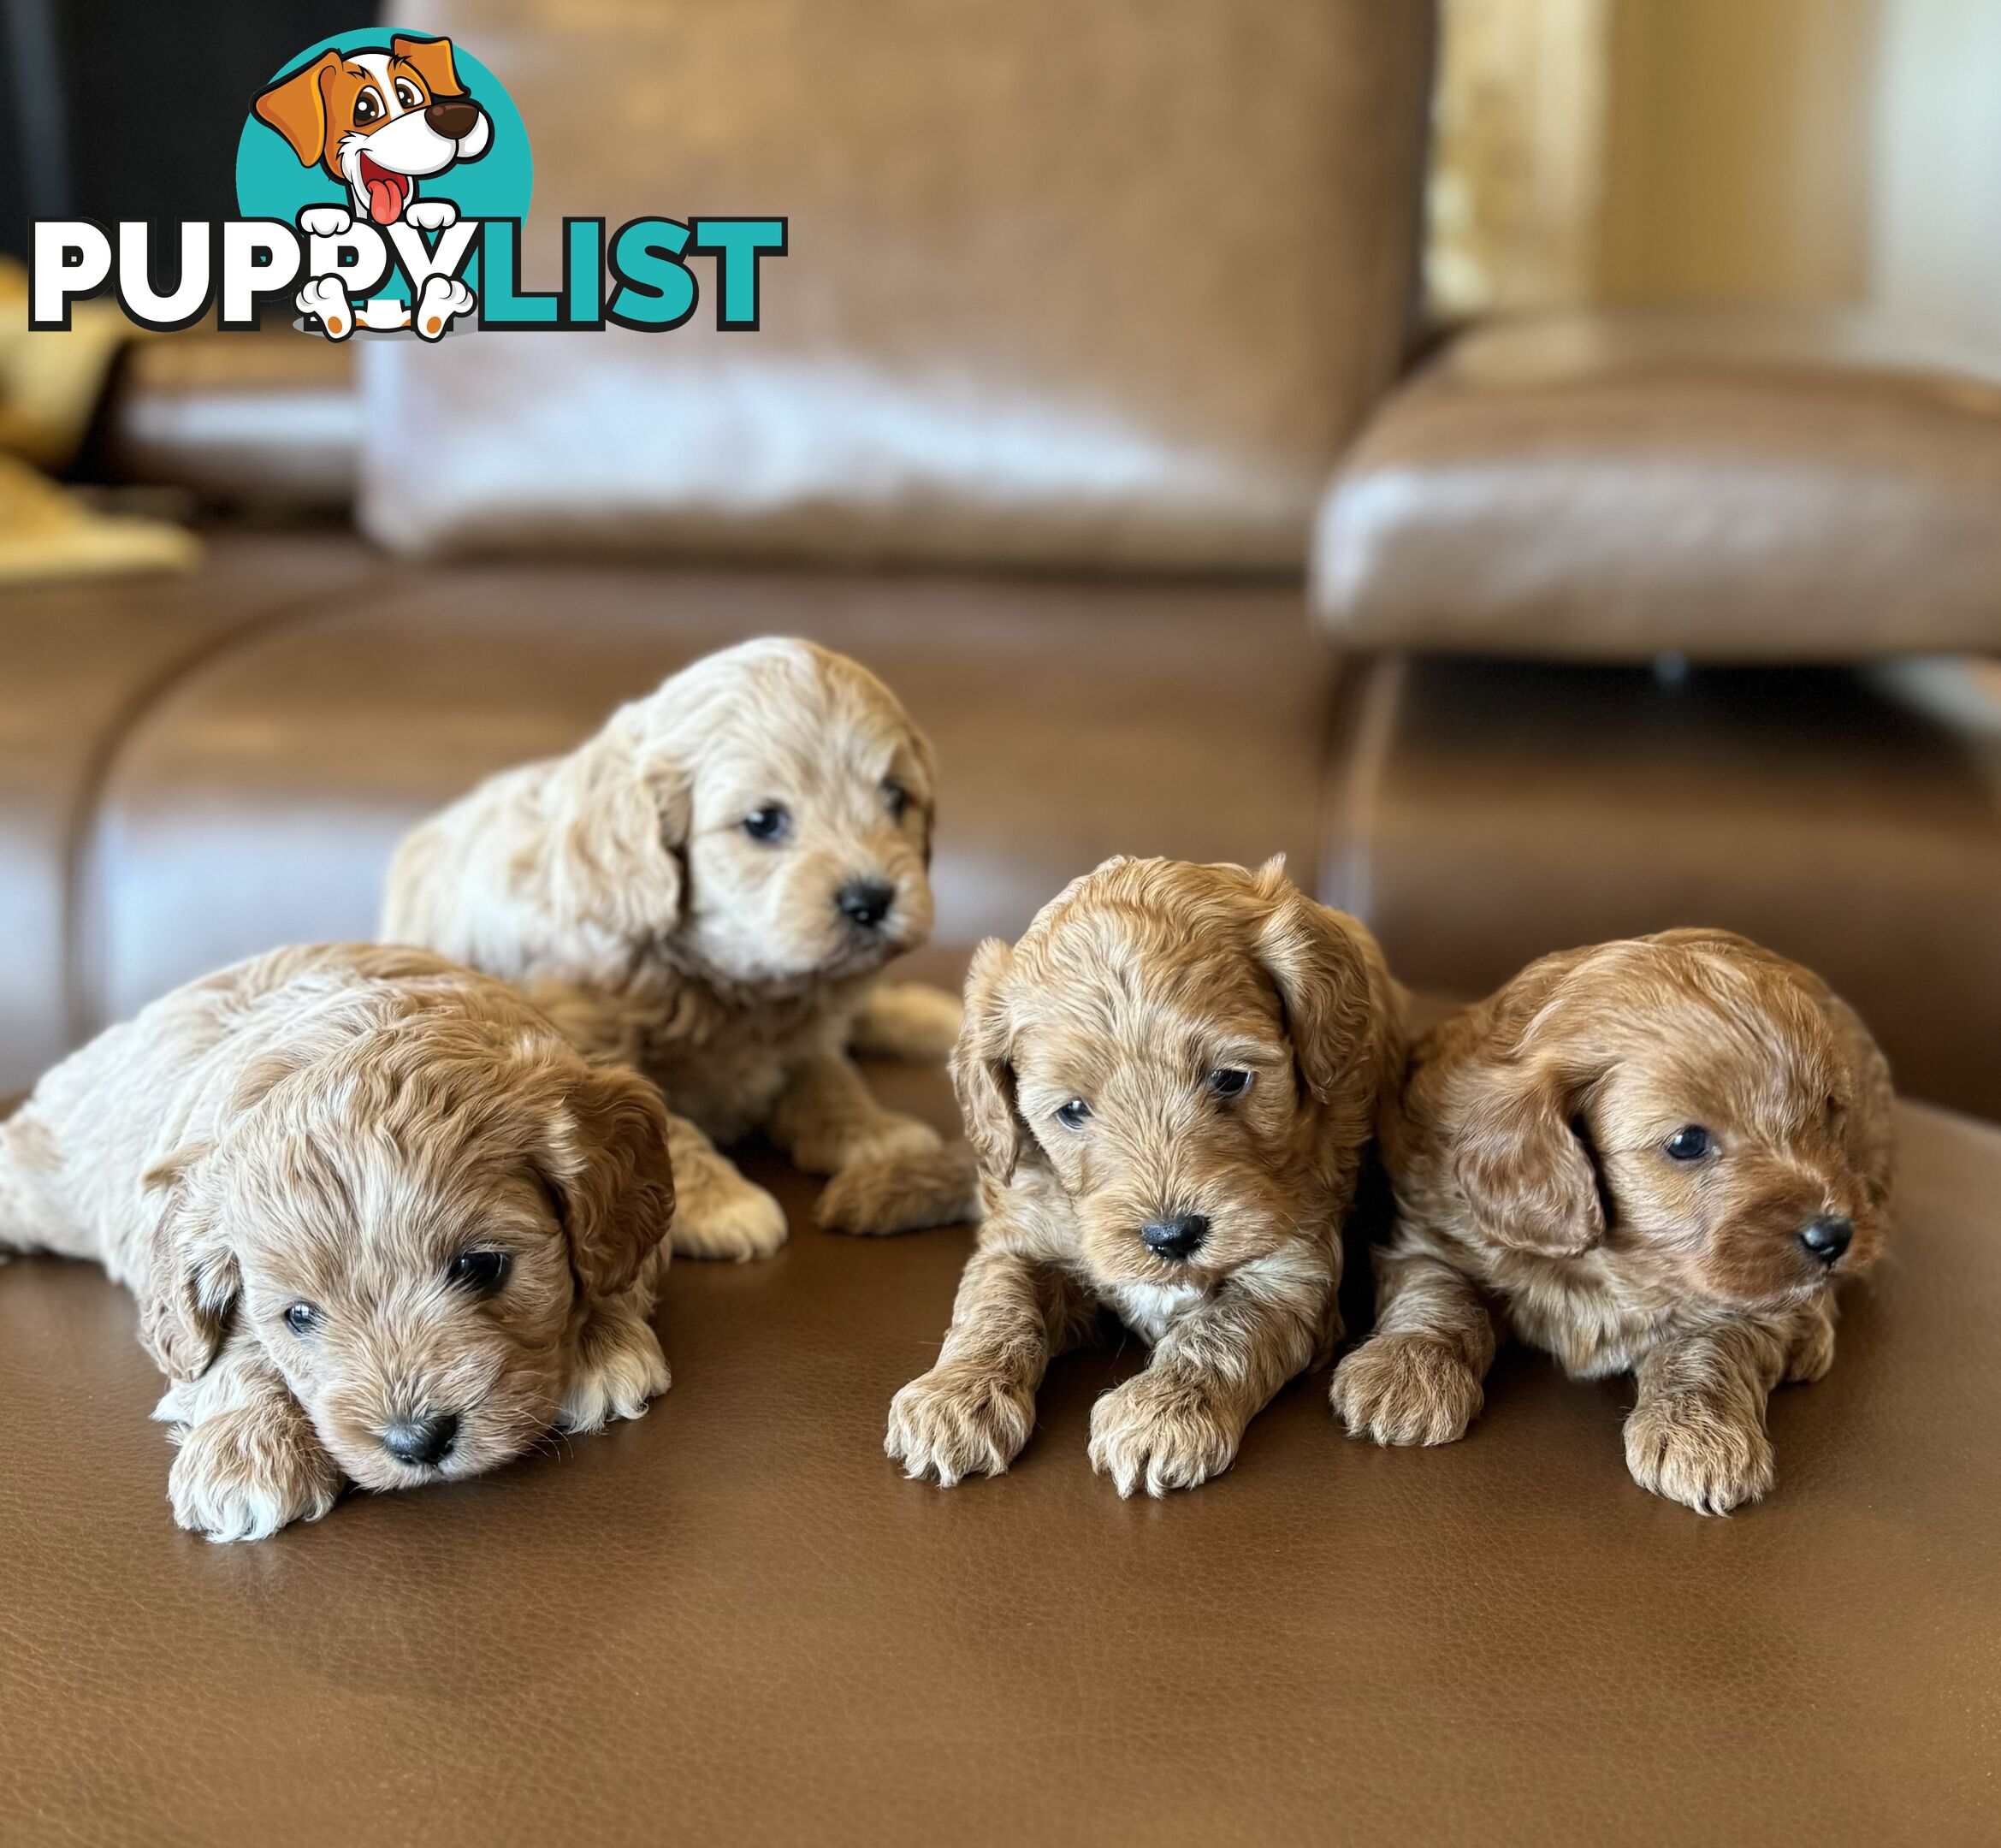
{"left": 403, "top": 200, "right": 459, "bottom": 233}
{"left": 298, "top": 204, "right": 353, "bottom": 239}
{"left": 295, "top": 274, "right": 356, "bottom": 339}
{"left": 413, "top": 274, "right": 476, "bottom": 341}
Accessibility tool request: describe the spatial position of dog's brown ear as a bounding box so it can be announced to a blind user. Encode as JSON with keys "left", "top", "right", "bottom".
{"left": 951, "top": 938, "right": 1025, "bottom": 1182}
{"left": 252, "top": 50, "right": 339, "bottom": 167}
{"left": 134, "top": 1146, "right": 240, "bottom": 1381}
{"left": 535, "top": 1061, "right": 677, "bottom": 1299}
{"left": 1250, "top": 860, "right": 1388, "bottom": 1110}
{"left": 1451, "top": 1052, "right": 1605, "bottom": 1258}
{"left": 550, "top": 729, "right": 690, "bottom": 946}
{"left": 907, "top": 723, "right": 938, "bottom": 869}
{"left": 391, "top": 33, "right": 468, "bottom": 98}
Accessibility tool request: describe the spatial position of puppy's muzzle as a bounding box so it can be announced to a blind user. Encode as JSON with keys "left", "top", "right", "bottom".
{"left": 836, "top": 878, "right": 896, "bottom": 933}
{"left": 380, "top": 1411, "right": 459, "bottom": 1466}
{"left": 1798, "top": 1213, "right": 1853, "bottom": 1267}
{"left": 1140, "top": 1213, "right": 1210, "bottom": 1262}
{"left": 425, "top": 97, "right": 482, "bottom": 140}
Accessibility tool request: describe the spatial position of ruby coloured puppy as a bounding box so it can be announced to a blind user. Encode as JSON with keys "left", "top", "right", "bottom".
{"left": 888, "top": 856, "right": 1405, "bottom": 1497}
{"left": 384, "top": 638, "right": 959, "bottom": 1265}
{"left": 0, "top": 945, "right": 677, "bottom": 1541}
{"left": 1332, "top": 929, "right": 1893, "bottom": 1514}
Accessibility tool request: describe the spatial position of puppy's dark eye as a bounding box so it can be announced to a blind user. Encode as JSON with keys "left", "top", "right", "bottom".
{"left": 884, "top": 781, "right": 910, "bottom": 823}
{"left": 1055, "top": 1098, "right": 1092, "bottom": 1129}
{"left": 394, "top": 80, "right": 423, "bottom": 110}
{"left": 742, "top": 804, "right": 790, "bottom": 844}
{"left": 353, "top": 89, "right": 381, "bottom": 124}
{"left": 448, "top": 1251, "right": 510, "bottom": 1296}
{"left": 1208, "top": 1068, "right": 1252, "bottom": 1100}
{"left": 285, "top": 1301, "right": 322, "bottom": 1336}
{"left": 1666, "top": 1126, "right": 1711, "bottom": 1162}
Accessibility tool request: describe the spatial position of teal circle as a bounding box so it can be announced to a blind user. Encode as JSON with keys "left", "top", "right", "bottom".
{"left": 235, "top": 30, "right": 532, "bottom": 301}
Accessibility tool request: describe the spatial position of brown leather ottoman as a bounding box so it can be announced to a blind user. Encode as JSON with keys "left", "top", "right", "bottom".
{"left": 2, "top": 1057, "right": 1994, "bottom": 1846}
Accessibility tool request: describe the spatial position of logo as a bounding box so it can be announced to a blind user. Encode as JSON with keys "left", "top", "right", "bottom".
{"left": 30, "top": 29, "right": 785, "bottom": 341}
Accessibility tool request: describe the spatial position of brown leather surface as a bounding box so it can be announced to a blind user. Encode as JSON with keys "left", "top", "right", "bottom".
{"left": 2, "top": 1066, "right": 1995, "bottom": 1846}
{"left": 99, "top": 325, "right": 358, "bottom": 513}
{"left": 358, "top": 0, "right": 1434, "bottom": 568}
{"left": 1314, "top": 308, "right": 2001, "bottom": 660}
{"left": 85, "top": 550, "right": 1330, "bottom": 1029}
{"left": 1322, "top": 653, "right": 2001, "bottom": 1120}
{"left": 0, "top": 534, "right": 384, "bottom": 1095}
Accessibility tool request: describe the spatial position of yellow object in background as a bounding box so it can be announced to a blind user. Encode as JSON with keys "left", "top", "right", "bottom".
{"left": 0, "top": 258, "right": 201, "bottom": 586}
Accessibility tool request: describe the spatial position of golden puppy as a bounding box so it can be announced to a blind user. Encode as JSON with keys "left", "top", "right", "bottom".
{"left": 888, "top": 856, "right": 1404, "bottom": 1496}
{"left": 384, "top": 638, "right": 958, "bottom": 1265}
{"left": 1333, "top": 929, "right": 1893, "bottom": 1514}
{"left": 0, "top": 945, "right": 677, "bottom": 1542}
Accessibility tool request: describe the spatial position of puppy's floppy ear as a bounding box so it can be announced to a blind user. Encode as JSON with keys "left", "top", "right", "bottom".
{"left": 549, "top": 729, "right": 691, "bottom": 945}
{"left": 907, "top": 723, "right": 939, "bottom": 868}
{"left": 252, "top": 51, "right": 339, "bottom": 167}
{"left": 534, "top": 1059, "right": 677, "bottom": 1299}
{"left": 951, "top": 939, "right": 1025, "bottom": 1183}
{"left": 1249, "top": 857, "right": 1388, "bottom": 1109}
{"left": 391, "top": 33, "right": 468, "bottom": 98}
{"left": 134, "top": 1146, "right": 240, "bottom": 1381}
{"left": 1451, "top": 1050, "right": 1605, "bottom": 1258}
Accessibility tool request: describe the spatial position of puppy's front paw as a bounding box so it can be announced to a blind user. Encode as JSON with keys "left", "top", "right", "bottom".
{"left": 851, "top": 983, "right": 965, "bottom": 1062}
{"left": 835, "top": 1113, "right": 944, "bottom": 1174}
{"left": 169, "top": 1411, "right": 341, "bottom": 1543}
{"left": 885, "top": 1362, "right": 1035, "bottom": 1486}
{"left": 672, "top": 1180, "right": 790, "bottom": 1262}
{"left": 1330, "top": 1335, "right": 1483, "bottom": 1447}
{"left": 559, "top": 1310, "right": 672, "bottom": 1434}
{"left": 815, "top": 1140, "right": 980, "bottom": 1237}
{"left": 1623, "top": 1399, "right": 1775, "bottom": 1515}
{"left": 1785, "top": 1312, "right": 1837, "bottom": 1384}
{"left": 403, "top": 199, "right": 459, "bottom": 231}
{"left": 1087, "top": 1371, "right": 1240, "bottom": 1498}
{"left": 298, "top": 204, "right": 352, "bottom": 237}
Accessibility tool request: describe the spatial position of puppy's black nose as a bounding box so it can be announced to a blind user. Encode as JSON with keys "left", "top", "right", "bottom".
{"left": 1799, "top": 1214, "right": 1852, "bottom": 1265}
{"left": 837, "top": 879, "right": 895, "bottom": 931}
{"left": 382, "top": 1413, "right": 459, "bottom": 1466}
{"left": 425, "top": 97, "right": 480, "bottom": 139}
{"left": 1140, "top": 1214, "right": 1210, "bottom": 1261}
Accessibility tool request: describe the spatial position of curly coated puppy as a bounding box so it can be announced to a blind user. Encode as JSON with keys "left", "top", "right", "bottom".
{"left": 1332, "top": 929, "right": 1893, "bottom": 1514}
{"left": 383, "top": 638, "right": 961, "bottom": 1264}
{"left": 887, "top": 856, "right": 1405, "bottom": 1497}
{"left": 0, "top": 945, "right": 677, "bottom": 1541}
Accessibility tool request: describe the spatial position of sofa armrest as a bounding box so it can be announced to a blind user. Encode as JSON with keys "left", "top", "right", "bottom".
{"left": 1312, "top": 308, "right": 2001, "bottom": 662}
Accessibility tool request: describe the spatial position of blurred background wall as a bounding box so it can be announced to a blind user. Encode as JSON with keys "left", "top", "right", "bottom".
{"left": 1426, "top": 0, "right": 1999, "bottom": 344}
{"left": 5, "top": 0, "right": 1995, "bottom": 346}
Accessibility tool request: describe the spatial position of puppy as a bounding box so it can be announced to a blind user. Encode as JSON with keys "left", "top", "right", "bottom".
{"left": 0, "top": 945, "right": 677, "bottom": 1541}
{"left": 1332, "top": 929, "right": 1893, "bottom": 1514}
{"left": 383, "top": 638, "right": 959, "bottom": 1265}
{"left": 254, "top": 34, "right": 491, "bottom": 228}
{"left": 887, "top": 856, "right": 1405, "bottom": 1497}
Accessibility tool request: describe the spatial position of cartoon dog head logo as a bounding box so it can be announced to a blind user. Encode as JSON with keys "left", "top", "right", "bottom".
{"left": 252, "top": 34, "right": 492, "bottom": 229}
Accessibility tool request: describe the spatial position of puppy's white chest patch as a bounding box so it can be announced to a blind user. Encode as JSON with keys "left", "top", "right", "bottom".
{"left": 1109, "top": 1280, "right": 1207, "bottom": 1345}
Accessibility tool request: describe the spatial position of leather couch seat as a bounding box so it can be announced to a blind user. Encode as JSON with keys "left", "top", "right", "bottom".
{"left": 1315, "top": 309, "right": 2001, "bottom": 661}
{"left": 2, "top": 1054, "right": 1995, "bottom": 1845}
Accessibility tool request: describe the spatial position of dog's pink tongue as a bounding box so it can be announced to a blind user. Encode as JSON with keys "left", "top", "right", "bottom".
{"left": 366, "top": 178, "right": 402, "bottom": 225}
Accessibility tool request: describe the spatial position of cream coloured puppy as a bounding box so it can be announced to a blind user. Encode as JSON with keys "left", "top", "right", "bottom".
{"left": 0, "top": 945, "right": 677, "bottom": 1541}
{"left": 383, "top": 638, "right": 960, "bottom": 1261}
